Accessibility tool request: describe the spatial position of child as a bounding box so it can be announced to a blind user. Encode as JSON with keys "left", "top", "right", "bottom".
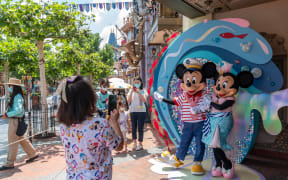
{"left": 118, "top": 101, "right": 129, "bottom": 152}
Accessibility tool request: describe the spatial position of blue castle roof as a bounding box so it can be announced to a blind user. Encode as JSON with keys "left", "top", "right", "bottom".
{"left": 108, "top": 32, "right": 118, "bottom": 48}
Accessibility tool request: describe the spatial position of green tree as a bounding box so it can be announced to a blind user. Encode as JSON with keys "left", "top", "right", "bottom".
{"left": 81, "top": 53, "right": 113, "bottom": 85}
{"left": 61, "top": 33, "right": 114, "bottom": 83}
{"left": 73, "top": 33, "right": 102, "bottom": 55}
{"left": 0, "top": 37, "right": 38, "bottom": 97}
{"left": 0, "top": 0, "right": 93, "bottom": 130}
{"left": 99, "top": 44, "right": 115, "bottom": 66}
{"left": 0, "top": 37, "right": 38, "bottom": 79}
{"left": 56, "top": 42, "right": 83, "bottom": 75}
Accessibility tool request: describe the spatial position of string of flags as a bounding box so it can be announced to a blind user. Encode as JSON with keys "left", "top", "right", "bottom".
{"left": 70, "top": 1, "right": 135, "bottom": 12}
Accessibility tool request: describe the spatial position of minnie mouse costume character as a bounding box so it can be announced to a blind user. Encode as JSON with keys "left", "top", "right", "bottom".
{"left": 202, "top": 71, "right": 254, "bottom": 179}
{"left": 154, "top": 60, "right": 217, "bottom": 175}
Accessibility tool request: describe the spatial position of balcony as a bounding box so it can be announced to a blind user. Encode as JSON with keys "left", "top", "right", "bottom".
{"left": 158, "top": 17, "right": 183, "bottom": 31}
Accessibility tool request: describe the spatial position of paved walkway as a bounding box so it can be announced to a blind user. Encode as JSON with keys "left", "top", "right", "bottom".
{"left": 0, "top": 123, "right": 171, "bottom": 180}
{"left": 1, "top": 121, "right": 288, "bottom": 180}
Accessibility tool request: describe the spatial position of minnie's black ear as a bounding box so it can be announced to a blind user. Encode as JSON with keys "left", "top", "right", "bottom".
{"left": 201, "top": 62, "right": 218, "bottom": 79}
{"left": 176, "top": 64, "right": 186, "bottom": 79}
{"left": 237, "top": 71, "right": 254, "bottom": 88}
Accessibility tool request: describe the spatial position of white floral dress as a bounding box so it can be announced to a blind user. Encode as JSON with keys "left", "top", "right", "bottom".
{"left": 60, "top": 116, "right": 121, "bottom": 180}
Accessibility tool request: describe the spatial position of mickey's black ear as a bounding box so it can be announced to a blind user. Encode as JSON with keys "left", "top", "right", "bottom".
{"left": 201, "top": 62, "right": 218, "bottom": 79}
{"left": 237, "top": 71, "right": 254, "bottom": 88}
{"left": 176, "top": 64, "right": 186, "bottom": 79}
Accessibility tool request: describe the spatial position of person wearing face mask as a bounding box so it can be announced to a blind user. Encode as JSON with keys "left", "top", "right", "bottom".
{"left": 127, "top": 77, "right": 148, "bottom": 151}
{"left": 118, "top": 101, "right": 129, "bottom": 152}
{"left": 0, "top": 78, "right": 39, "bottom": 171}
{"left": 96, "top": 78, "right": 111, "bottom": 118}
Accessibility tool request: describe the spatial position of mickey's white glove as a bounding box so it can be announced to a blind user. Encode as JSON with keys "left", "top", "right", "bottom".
{"left": 154, "top": 91, "right": 164, "bottom": 101}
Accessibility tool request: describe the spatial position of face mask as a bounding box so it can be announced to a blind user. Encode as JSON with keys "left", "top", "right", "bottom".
{"left": 120, "top": 107, "right": 125, "bottom": 111}
{"left": 100, "top": 87, "right": 107, "bottom": 94}
{"left": 8, "top": 87, "right": 12, "bottom": 93}
{"left": 134, "top": 84, "right": 141, "bottom": 88}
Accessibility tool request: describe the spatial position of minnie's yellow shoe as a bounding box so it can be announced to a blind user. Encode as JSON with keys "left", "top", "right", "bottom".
{"left": 191, "top": 161, "right": 204, "bottom": 175}
{"left": 161, "top": 151, "right": 184, "bottom": 168}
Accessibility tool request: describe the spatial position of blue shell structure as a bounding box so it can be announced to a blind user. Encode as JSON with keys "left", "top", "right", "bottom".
{"left": 153, "top": 19, "right": 284, "bottom": 163}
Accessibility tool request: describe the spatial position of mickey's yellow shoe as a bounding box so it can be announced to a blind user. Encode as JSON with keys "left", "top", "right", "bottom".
{"left": 171, "top": 155, "right": 184, "bottom": 168}
{"left": 161, "top": 151, "right": 183, "bottom": 168}
{"left": 191, "top": 162, "right": 204, "bottom": 175}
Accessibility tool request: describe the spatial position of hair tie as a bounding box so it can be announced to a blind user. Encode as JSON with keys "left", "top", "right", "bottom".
{"left": 56, "top": 76, "right": 78, "bottom": 103}
{"left": 56, "top": 79, "right": 68, "bottom": 103}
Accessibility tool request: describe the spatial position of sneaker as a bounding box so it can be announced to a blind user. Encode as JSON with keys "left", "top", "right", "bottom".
{"left": 0, "top": 166, "right": 14, "bottom": 171}
{"left": 223, "top": 160, "right": 234, "bottom": 179}
{"left": 191, "top": 161, "right": 204, "bottom": 175}
{"left": 132, "top": 144, "right": 137, "bottom": 151}
{"left": 136, "top": 144, "right": 143, "bottom": 151}
{"left": 211, "top": 166, "right": 222, "bottom": 177}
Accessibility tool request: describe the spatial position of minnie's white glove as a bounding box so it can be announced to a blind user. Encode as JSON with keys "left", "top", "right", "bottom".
{"left": 154, "top": 91, "right": 164, "bottom": 101}
{"left": 190, "top": 107, "right": 197, "bottom": 114}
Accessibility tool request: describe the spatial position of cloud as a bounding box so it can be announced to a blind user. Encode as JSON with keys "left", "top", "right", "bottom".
{"left": 99, "top": 9, "right": 131, "bottom": 49}
{"left": 99, "top": 25, "right": 115, "bottom": 49}
{"left": 117, "top": 9, "right": 131, "bottom": 28}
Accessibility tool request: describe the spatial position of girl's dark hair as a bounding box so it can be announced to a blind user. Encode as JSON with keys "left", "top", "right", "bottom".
{"left": 133, "top": 76, "right": 143, "bottom": 89}
{"left": 57, "top": 76, "right": 96, "bottom": 126}
{"left": 99, "top": 78, "right": 109, "bottom": 88}
{"left": 8, "top": 85, "right": 24, "bottom": 108}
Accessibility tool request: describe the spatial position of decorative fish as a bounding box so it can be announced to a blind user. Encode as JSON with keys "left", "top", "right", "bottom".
{"left": 220, "top": 32, "right": 248, "bottom": 39}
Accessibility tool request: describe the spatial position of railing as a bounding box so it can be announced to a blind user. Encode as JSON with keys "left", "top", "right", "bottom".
{"left": 31, "top": 103, "right": 57, "bottom": 138}
{"left": 0, "top": 96, "right": 58, "bottom": 140}
{"left": 0, "top": 96, "right": 7, "bottom": 116}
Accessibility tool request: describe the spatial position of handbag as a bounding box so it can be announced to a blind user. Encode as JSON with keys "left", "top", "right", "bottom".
{"left": 16, "top": 116, "right": 28, "bottom": 136}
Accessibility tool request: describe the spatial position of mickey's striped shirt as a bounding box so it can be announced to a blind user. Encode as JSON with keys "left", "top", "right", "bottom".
{"left": 173, "top": 91, "right": 208, "bottom": 123}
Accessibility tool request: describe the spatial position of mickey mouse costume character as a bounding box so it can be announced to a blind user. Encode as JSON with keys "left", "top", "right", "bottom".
{"left": 202, "top": 70, "right": 254, "bottom": 179}
{"left": 154, "top": 59, "right": 217, "bottom": 175}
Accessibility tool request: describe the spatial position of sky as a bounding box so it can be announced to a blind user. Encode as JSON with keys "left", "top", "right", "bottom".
{"left": 85, "top": 9, "right": 131, "bottom": 49}
{"left": 52, "top": 0, "right": 132, "bottom": 49}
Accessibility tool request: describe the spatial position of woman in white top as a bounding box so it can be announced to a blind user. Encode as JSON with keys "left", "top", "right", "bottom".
{"left": 127, "top": 77, "right": 148, "bottom": 151}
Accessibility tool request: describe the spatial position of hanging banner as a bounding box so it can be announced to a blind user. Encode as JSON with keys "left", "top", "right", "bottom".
{"left": 90, "top": 3, "right": 93, "bottom": 12}
{"left": 85, "top": 4, "right": 89, "bottom": 12}
{"left": 68, "top": 1, "right": 133, "bottom": 12}
{"left": 125, "top": 2, "right": 129, "bottom": 11}
{"left": 99, "top": 3, "right": 103, "bottom": 9}
{"left": 106, "top": 3, "right": 111, "bottom": 11}
{"left": 112, "top": 2, "right": 116, "bottom": 10}
{"left": 79, "top": 4, "right": 84, "bottom": 12}
{"left": 118, "top": 2, "right": 123, "bottom": 10}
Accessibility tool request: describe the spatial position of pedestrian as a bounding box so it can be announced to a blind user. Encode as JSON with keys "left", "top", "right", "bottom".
{"left": 0, "top": 78, "right": 39, "bottom": 171}
{"left": 96, "top": 78, "right": 111, "bottom": 118}
{"left": 127, "top": 77, "right": 148, "bottom": 151}
{"left": 57, "top": 76, "right": 123, "bottom": 179}
{"left": 118, "top": 101, "right": 129, "bottom": 153}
